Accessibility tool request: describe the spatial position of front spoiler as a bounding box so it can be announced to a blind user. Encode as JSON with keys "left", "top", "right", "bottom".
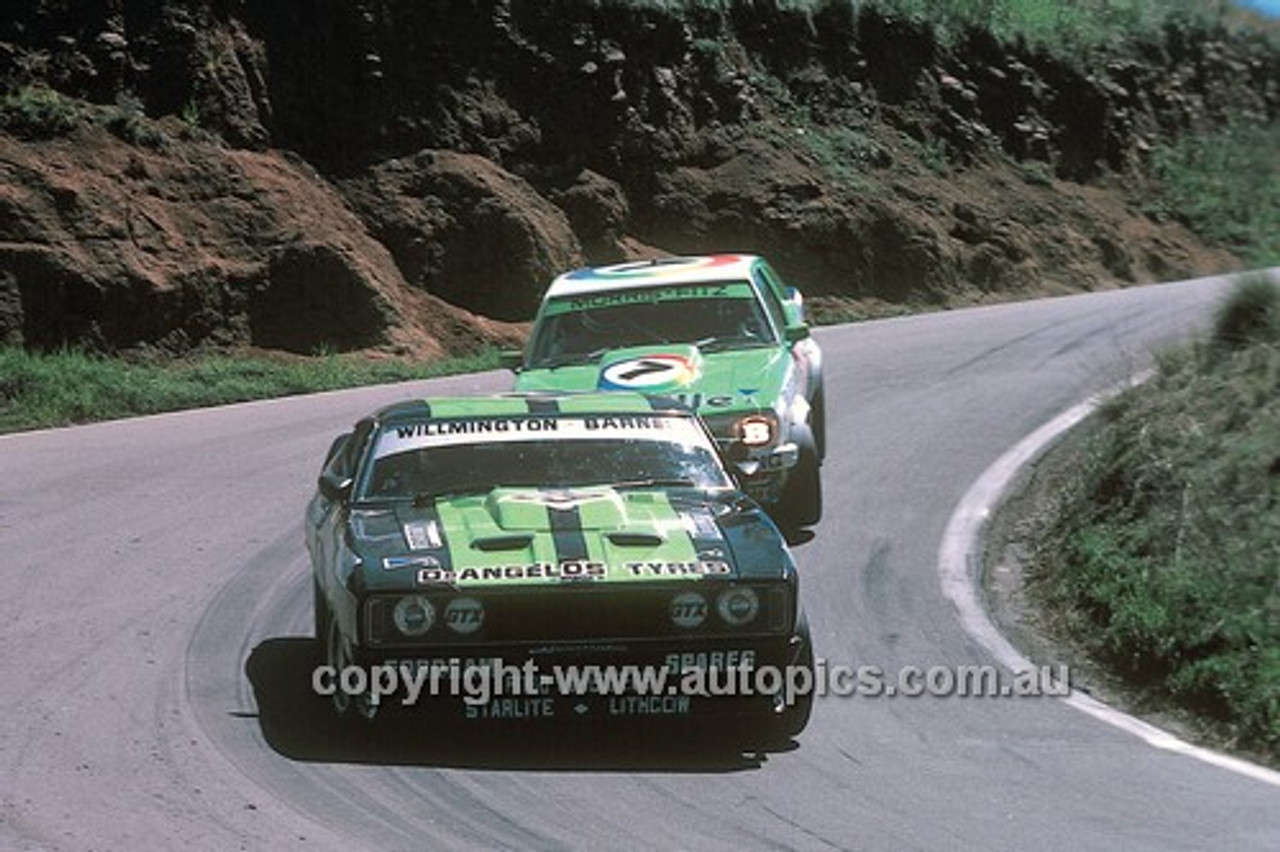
{"left": 349, "top": 633, "right": 810, "bottom": 724}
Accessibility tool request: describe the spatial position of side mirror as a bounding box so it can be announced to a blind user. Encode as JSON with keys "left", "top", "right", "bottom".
{"left": 784, "top": 324, "right": 810, "bottom": 343}
{"left": 318, "top": 470, "right": 353, "bottom": 503}
{"left": 785, "top": 287, "right": 806, "bottom": 322}
{"left": 323, "top": 433, "right": 350, "bottom": 465}
{"left": 499, "top": 350, "right": 524, "bottom": 372}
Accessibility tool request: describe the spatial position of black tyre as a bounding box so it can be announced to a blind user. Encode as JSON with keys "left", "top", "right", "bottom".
{"left": 313, "top": 578, "right": 330, "bottom": 646}
{"left": 326, "top": 612, "right": 378, "bottom": 722}
{"left": 766, "top": 614, "right": 815, "bottom": 743}
{"left": 778, "top": 439, "right": 822, "bottom": 530}
{"left": 810, "top": 387, "right": 827, "bottom": 462}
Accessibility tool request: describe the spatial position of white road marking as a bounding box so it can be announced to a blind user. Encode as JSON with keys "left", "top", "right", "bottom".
{"left": 938, "top": 374, "right": 1280, "bottom": 788}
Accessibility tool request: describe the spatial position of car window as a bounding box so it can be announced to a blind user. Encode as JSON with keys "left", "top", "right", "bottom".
{"left": 324, "top": 418, "right": 374, "bottom": 482}
{"left": 361, "top": 437, "right": 731, "bottom": 499}
{"left": 752, "top": 264, "right": 791, "bottom": 332}
{"left": 357, "top": 415, "right": 733, "bottom": 500}
{"left": 529, "top": 286, "right": 776, "bottom": 367}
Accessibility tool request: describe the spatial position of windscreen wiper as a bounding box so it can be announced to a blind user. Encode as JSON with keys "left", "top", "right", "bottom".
{"left": 536, "top": 347, "right": 610, "bottom": 369}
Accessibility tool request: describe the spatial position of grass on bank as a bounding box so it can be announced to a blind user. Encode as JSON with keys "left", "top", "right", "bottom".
{"left": 1149, "top": 119, "right": 1280, "bottom": 269}
{"left": 1026, "top": 275, "right": 1279, "bottom": 760}
{"left": 623, "top": 0, "right": 1280, "bottom": 54}
{"left": 0, "top": 347, "right": 502, "bottom": 435}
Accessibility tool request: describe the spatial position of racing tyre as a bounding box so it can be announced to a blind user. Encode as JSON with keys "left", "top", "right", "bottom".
{"left": 765, "top": 614, "right": 815, "bottom": 745}
{"left": 326, "top": 614, "right": 378, "bottom": 723}
{"left": 810, "top": 388, "right": 827, "bottom": 462}
{"left": 778, "top": 438, "right": 822, "bottom": 531}
{"left": 313, "top": 578, "right": 330, "bottom": 647}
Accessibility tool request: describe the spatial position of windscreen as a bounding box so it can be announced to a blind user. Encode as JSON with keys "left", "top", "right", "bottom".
{"left": 357, "top": 414, "right": 732, "bottom": 500}
{"left": 528, "top": 283, "right": 775, "bottom": 368}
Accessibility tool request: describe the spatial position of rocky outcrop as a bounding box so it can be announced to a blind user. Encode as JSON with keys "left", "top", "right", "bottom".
{"left": 338, "top": 150, "right": 582, "bottom": 321}
{"left": 0, "top": 1, "right": 1274, "bottom": 356}
{"left": 0, "top": 126, "right": 520, "bottom": 356}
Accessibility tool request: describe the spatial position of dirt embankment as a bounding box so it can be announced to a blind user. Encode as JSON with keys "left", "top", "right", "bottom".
{"left": 1, "top": 1, "right": 1274, "bottom": 358}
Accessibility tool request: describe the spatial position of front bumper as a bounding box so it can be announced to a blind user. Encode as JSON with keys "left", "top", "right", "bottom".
{"left": 721, "top": 440, "right": 799, "bottom": 506}
{"left": 349, "top": 633, "right": 810, "bottom": 724}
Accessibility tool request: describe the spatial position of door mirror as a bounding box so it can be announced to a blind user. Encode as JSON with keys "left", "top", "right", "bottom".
{"left": 318, "top": 470, "right": 353, "bottom": 503}
{"left": 784, "top": 324, "right": 810, "bottom": 343}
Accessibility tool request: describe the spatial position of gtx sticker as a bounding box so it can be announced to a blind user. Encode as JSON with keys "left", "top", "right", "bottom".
{"left": 599, "top": 354, "right": 698, "bottom": 391}
{"left": 443, "top": 597, "right": 484, "bottom": 634}
{"left": 669, "top": 592, "right": 709, "bottom": 628}
{"left": 417, "top": 560, "right": 607, "bottom": 585}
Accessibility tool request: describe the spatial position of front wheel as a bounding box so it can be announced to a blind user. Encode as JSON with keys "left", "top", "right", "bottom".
{"left": 765, "top": 615, "right": 815, "bottom": 744}
{"left": 326, "top": 613, "right": 378, "bottom": 722}
{"left": 810, "top": 388, "right": 826, "bottom": 462}
{"left": 777, "top": 440, "right": 822, "bottom": 531}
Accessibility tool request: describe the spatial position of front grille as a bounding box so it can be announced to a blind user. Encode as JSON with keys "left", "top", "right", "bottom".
{"left": 364, "top": 582, "right": 790, "bottom": 647}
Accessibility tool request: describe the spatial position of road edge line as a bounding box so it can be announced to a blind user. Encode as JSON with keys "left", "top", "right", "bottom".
{"left": 937, "top": 376, "right": 1280, "bottom": 788}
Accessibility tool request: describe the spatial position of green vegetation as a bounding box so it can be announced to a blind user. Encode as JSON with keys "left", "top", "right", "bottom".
{"left": 1027, "top": 276, "right": 1279, "bottom": 760}
{"left": 879, "top": 0, "right": 1275, "bottom": 52}
{"left": 0, "top": 347, "right": 503, "bottom": 435}
{"left": 103, "top": 92, "right": 168, "bottom": 148}
{"left": 0, "top": 85, "right": 82, "bottom": 138}
{"left": 1149, "top": 119, "right": 1280, "bottom": 268}
{"left": 617, "top": 1, "right": 1279, "bottom": 55}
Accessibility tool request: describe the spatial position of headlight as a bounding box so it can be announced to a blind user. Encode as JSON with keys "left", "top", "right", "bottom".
{"left": 444, "top": 596, "right": 485, "bottom": 635}
{"left": 393, "top": 595, "right": 436, "bottom": 636}
{"left": 669, "top": 591, "right": 709, "bottom": 628}
{"left": 717, "top": 587, "right": 760, "bottom": 626}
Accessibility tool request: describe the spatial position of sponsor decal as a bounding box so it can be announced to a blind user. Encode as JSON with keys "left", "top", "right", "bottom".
{"left": 670, "top": 392, "right": 736, "bottom": 409}
{"left": 403, "top": 519, "right": 442, "bottom": 550}
{"left": 664, "top": 649, "right": 757, "bottom": 675}
{"left": 383, "top": 554, "right": 441, "bottom": 571}
{"left": 598, "top": 354, "right": 698, "bottom": 391}
{"left": 624, "top": 560, "right": 732, "bottom": 577}
{"left": 373, "top": 415, "right": 705, "bottom": 455}
{"left": 565, "top": 255, "right": 742, "bottom": 283}
{"left": 497, "top": 489, "right": 611, "bottom": 509}
{"left": 465, "top": 697, "right": 557, "bottom": 720}
{"left": 558, "top": 283, "right": 735, "bottom": 310}
{"left": 444, "top": 597, "right": 485, "bottom": 634}
{"left": 669, "top": 591, "right": 709, "bottom": 628}
{"left": 393, "top": 418, "right": 559, "bottom": 439}
{"left": 417, "top": 560, "right": 607, "bottom": 585}
{"left": 607, "top": 695, "right": 692, "bottom": 716}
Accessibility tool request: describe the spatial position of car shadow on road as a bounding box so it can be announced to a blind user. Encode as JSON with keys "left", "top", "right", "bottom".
{"left": 245, "top": 638, "right": 794, "bottom": 772}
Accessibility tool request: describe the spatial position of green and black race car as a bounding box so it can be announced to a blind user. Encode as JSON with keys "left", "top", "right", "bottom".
{"left": 306, "top": 391, "right": 814, "bottom": 740}
{"left": 505, "top": 254, "right": 824, "bottom": 530}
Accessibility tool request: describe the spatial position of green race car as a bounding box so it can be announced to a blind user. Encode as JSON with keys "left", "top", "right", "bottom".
{"left": 506, "top": 254, "right": 824, "bottom": 530}
{"left": 306, "top": 391, "right": 814, "bottom": 741}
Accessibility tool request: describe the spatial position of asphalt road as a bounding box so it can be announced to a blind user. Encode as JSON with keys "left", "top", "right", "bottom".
{"left": 2, "top": 273, "right": 1276, "bottom": 851}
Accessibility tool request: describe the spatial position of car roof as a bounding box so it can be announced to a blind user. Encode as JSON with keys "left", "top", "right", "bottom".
{"left": 372, "top": 391, "right": 694, "bottom": 424}
{"left": 543, "top": 254, "right": 761, "bottom": 299}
